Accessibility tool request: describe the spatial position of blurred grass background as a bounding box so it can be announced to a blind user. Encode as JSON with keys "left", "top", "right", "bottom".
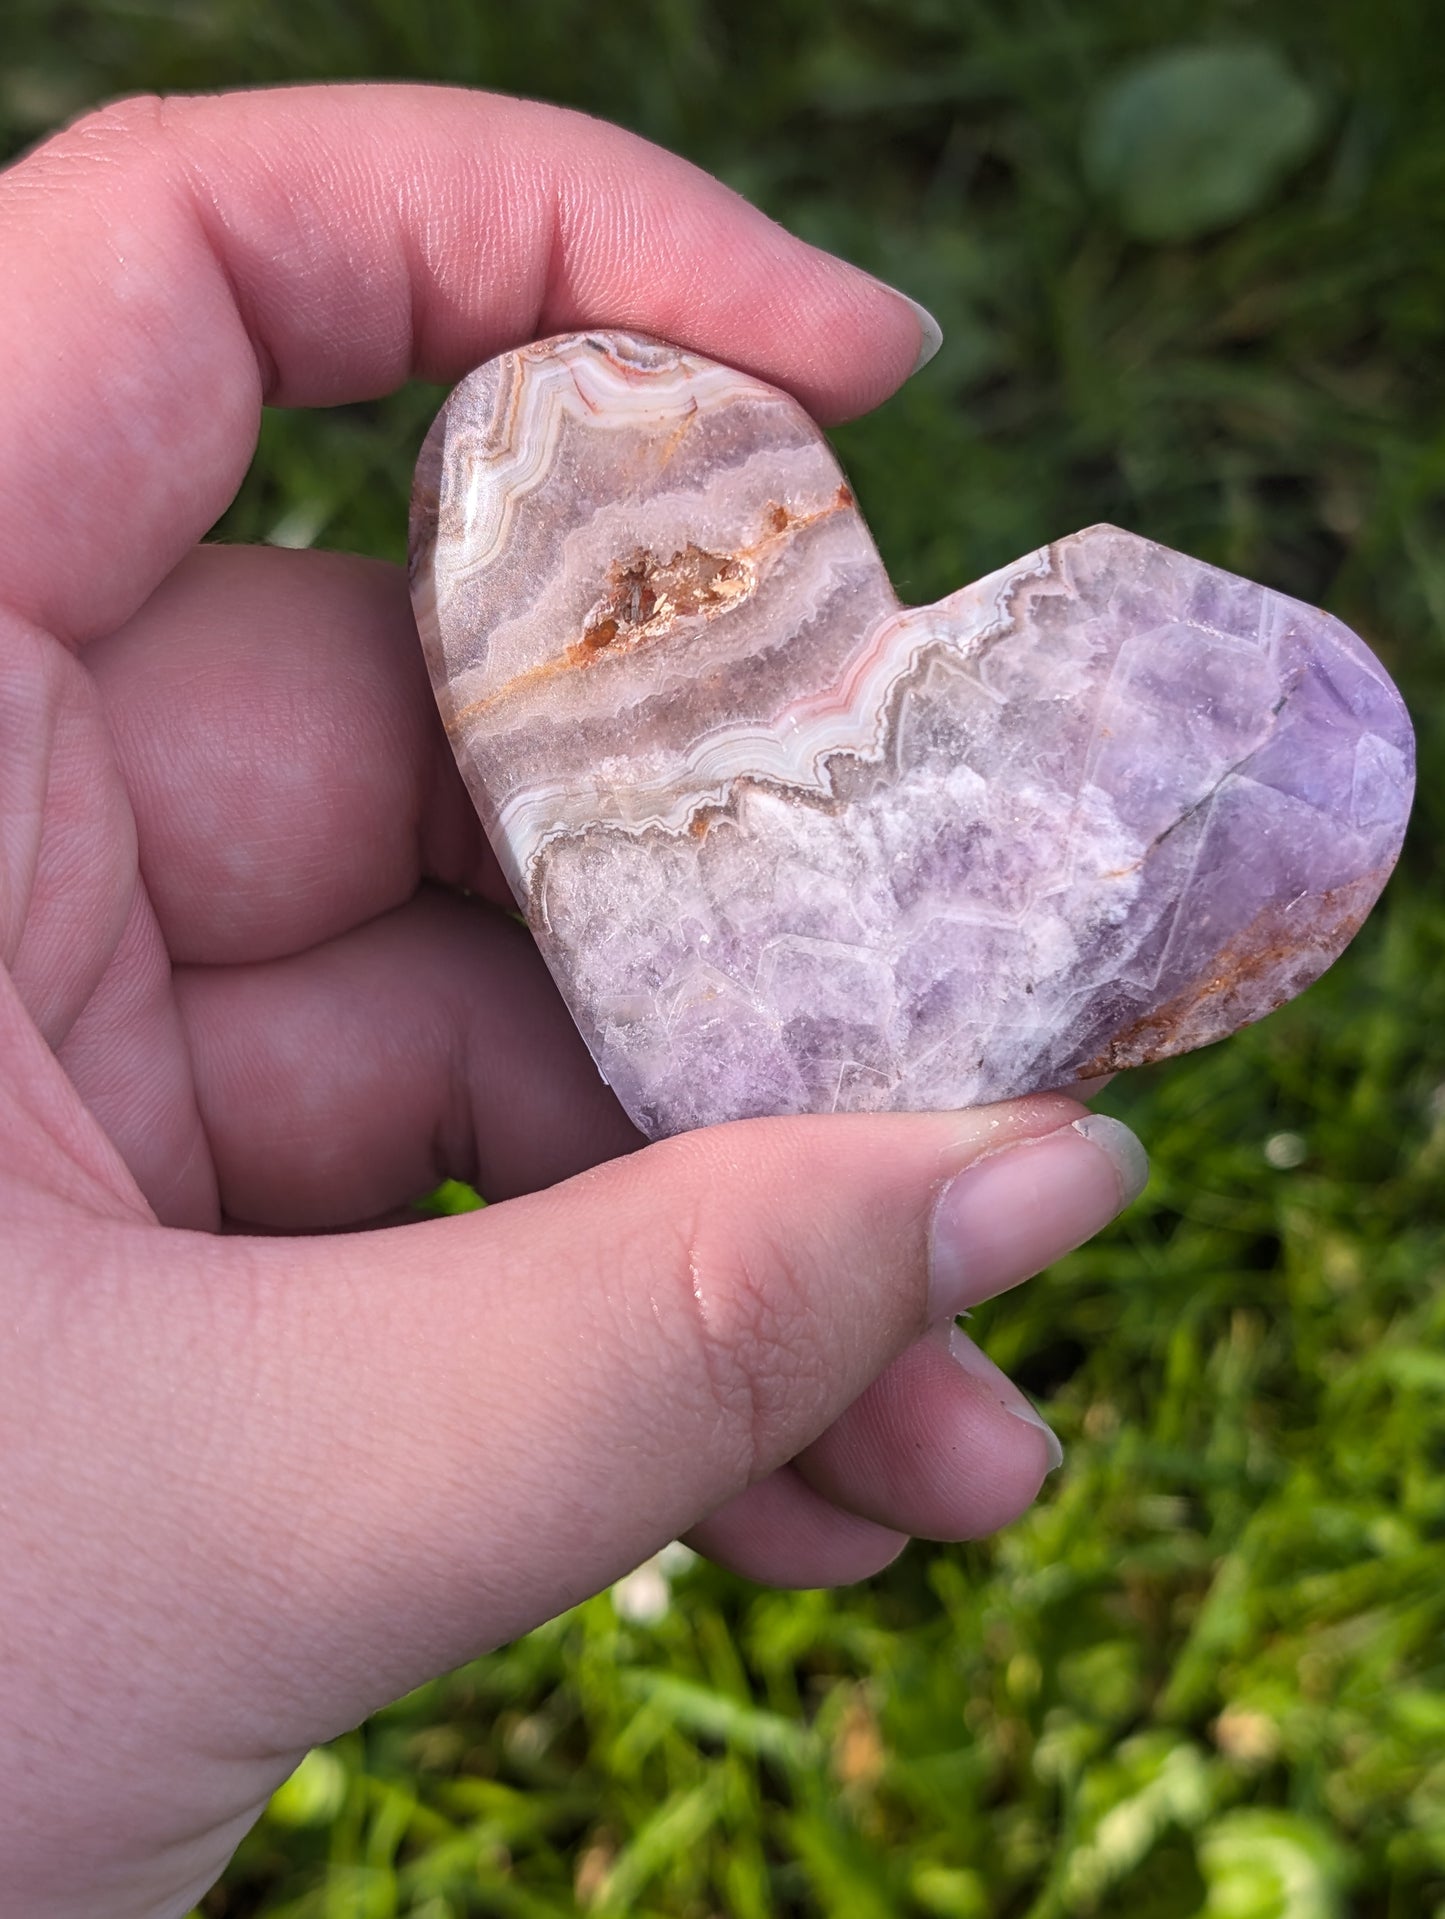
{"left": 6, "top": 2, "right": 1445, "bottom": 1913}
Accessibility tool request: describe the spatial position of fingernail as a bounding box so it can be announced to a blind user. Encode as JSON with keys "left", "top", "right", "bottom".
{"left": 928, "top": 1113, "right": 1148, "bottom": 1322}
{"left": 874, "top": 283, "right": 943, "bottom": 373}
{"left": 934, "top": 1322, "right": 1064, "bottom": 1473}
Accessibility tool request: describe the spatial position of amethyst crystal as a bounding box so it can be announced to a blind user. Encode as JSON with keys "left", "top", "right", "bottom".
{"left": 410, "top": 330, "right": 1414, "bottom": 1139}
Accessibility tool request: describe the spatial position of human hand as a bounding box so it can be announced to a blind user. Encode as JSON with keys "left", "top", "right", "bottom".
{"left": 0, "top": 85, "right": 1147, "bottom": 1915}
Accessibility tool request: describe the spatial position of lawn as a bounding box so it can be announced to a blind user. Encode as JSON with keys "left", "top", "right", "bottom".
{"left": 5, "top": 2, "right": 1445, "bottom": 1913}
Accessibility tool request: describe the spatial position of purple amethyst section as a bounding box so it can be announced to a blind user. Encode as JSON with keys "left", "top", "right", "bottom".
{"left": 411, "top": 331, "right": 1414, "bottom": 1139}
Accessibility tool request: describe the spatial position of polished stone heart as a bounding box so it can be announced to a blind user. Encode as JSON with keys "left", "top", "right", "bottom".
{"left": 409, "top": 331, "right": 1414, "bottom": 1140}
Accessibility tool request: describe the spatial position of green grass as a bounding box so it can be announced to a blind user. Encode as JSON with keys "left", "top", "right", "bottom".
{"left": 6, "top": 2, "right": 1445, "bottom": 1913}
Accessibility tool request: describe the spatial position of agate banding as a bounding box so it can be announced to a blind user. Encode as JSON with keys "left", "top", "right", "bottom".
{"left": 410, "top": 330, "right": 1414, "bottom": 1140}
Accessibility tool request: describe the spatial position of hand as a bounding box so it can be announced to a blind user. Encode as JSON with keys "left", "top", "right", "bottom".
{"left": 0, "top": 85, "right": 1147, "bottom": 1916}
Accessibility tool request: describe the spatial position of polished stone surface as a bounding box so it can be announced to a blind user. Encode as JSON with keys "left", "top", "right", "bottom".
{"left": 410, "top": 331, "right": 1414, "bottom": 1139}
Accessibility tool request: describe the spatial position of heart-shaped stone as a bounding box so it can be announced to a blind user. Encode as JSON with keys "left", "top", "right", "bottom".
{"left": 409, "top": 331, "right": 1413, "bottom": 1140}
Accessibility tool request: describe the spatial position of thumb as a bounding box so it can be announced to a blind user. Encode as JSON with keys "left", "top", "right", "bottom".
{"left": 9, "top": 1094, "right": 1141, "bottom": 1908}
{"left": 170, "top": 1098, "right": 1134, "bottom": 1727}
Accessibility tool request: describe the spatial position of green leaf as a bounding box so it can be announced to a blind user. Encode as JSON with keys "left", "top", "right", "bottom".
{"left": 1198, "top": 1809, "right": 1351, "bottom": 1918}
{"left": 1032, "top": 1735, "right": 1227, "bottom": 1917}
{"left": 267, "top": 1747, "right": 350, "bottom": 1829}
{"left": 1082, "top": 44, "right": 1325, "bottom": 242}
{"left": 412, "top": 1179, "right": 487, "bottom": 1216}
{"left": 591, "top": 1776, "right": 726, "bottom": 1913}
{"left": 620, "top": 1669, "right": 817, "bottom": 1764}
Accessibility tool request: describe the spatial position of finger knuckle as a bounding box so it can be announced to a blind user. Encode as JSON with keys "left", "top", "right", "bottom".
{"left": 660, "top": 1141, "right": 830, "bottom": 1483}
{"left": 53, "top": 93, "right": 170, "bottom": 163}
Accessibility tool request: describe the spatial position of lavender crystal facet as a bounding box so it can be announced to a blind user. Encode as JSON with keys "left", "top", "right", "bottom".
{"left": 409, "top": 330, "right": 1414, "bottom": 1139}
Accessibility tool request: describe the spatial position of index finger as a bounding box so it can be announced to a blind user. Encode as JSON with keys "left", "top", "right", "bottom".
{"left": 0, "top": 84, "right": 930, "bottom": 644}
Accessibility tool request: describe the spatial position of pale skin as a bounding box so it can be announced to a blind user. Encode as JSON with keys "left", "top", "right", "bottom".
{"left": 0, "top": 86, "right": 1145, "bottom": 1915}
